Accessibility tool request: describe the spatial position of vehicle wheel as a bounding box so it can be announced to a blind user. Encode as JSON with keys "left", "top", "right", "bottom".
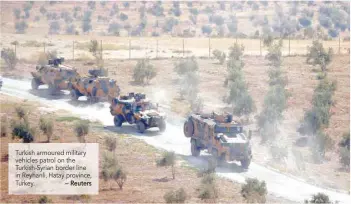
{"left": 114, "top": 115, "right": 124, "bottom": 127}
{"left": 70, "top": 89, "right": 79, "bottom": 101}
{"left": 240, "top": 158, "right": 251, "bottom": 169}
{"left": 190, "top": 139, "right": 200, "bottom": 157}
{"left": 48, "top": 84, "right": 56, "bottom": 95}
{"left": 31, "top": 78, "right": 39, "bottom": 90}
{"left": 183, "top": 120, "right": 194, "bottom": 137}
{"left": 158, "top": 119, "right": 166, "bottom": 132}
{"left": 136, "top": 121, "right": 146, "bottom": 133}
{"left": 217, "top": 153, "right": 226, "bottom": 167}
{"left": 210, "top": 149, "right": 219, "bottom": 169}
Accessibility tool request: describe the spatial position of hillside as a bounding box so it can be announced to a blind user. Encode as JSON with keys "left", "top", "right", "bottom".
{"left": 1, "top": 1, "right": 350, "bottom": 39}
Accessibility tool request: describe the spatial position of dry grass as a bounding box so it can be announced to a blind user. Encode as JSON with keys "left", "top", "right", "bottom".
{"left": 0, "top": 94, "right": 252, "bottom": 203}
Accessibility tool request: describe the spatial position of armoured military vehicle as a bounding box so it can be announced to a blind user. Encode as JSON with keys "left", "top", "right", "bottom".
{"left": 109, "top": 92, "right": 166, "bottom": 133}
{"left": 70, "top": 69, "right": 120, "bottom": 103}
{"left": 31, "top": 57, "right": 79, "bottom": 94}
{"left": 183, "top": 112, "right": 252, "bottom": 169}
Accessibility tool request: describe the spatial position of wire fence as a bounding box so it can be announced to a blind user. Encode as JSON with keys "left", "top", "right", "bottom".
{"left": 8, "top": 36, "right": 350, "bottom": 61}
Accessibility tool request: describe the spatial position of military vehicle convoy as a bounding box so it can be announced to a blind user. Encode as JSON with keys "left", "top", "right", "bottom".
{"left": 31, "top": 57, "right": 79, "bottom": 94}
{"left": 69, "top": 69, "right": 120, "bottom": 103}
{"left": 109, "top": 92, "right": 167, "bottom": 133}
{"left": 183, "top": 112, "right": 252, "bottom": 169}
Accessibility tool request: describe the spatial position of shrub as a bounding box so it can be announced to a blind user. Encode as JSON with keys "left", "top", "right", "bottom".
{"left": 189, "top": 8, "right": 198, "bottom": 16}
{"left": 241, "top": 178, "right": 267, "bottom": 203}
{"left": 164, "top": 188, "right": 187, "bottom": 203}
{"left": 212, "top": 49, "right": 226, "bottom": 64}
{"left": 87, "top": 1, "right": 95, "bottom": 10}
{"left": 132, "top": 58, "right": 157, "bottom": 85}
{"left": 104, "top": 136, "right": 117, "bottom": 152}
{"left": 339, "top": 146, "right": 350, "bottom": 168}
{"left": 119, "top": 13, "right": 128, "bottom": 21}
{"left": 174, "top": 56, "right": 198, "bottom": 75}
{"left": 38, "top": 195, "right": 51, "bottom": 203}
{"left": 1, "top": 116, "right": 8, "bottom": 137}
{"left": 1, "top": 48, "right": 17, "bottom": 70}
{"left": 13, "top": 8, "right": 21, "bottom": 19}
{"left": 198, "top": 174, "right": 218, "bottom": 200}
{"left": 150, "top": 3, "right": 164, "bottom": 16}
{"left": 179, "top": 72, "right": 200, "bottom": 103}
{"left": 201, "top": 25, "right": 212, "bottom": 35}
{"left": 163, "top": 17, "right": 178, "bottom": 33}
{"left": 15, "top": 21, "right": 28, "bottom": 34}
{"left": 265, "top": 40, "right": 283, "bottom": 67}
{"left": 74, "top": 120, "right": 89, "bottom": 143}
{"left": 49, "top": 21, "right": 60, "bottom": 34}
{"left": 40, "top": 6, "right": 47, "bottom": 15}
{"left": 12, "top": 121, "right": 34, "bottom": 143}
{"left": 156, "top": 151, "right": 176, "bottom": 179}
{"left": 305, "top": 192, "right": 331, "bottom": 203}
{"left": 39, "top": 116, "right": 54, "bottom": 142}
{"left": 211, "top": 15, "right": 224, "bottom": 26}
{"left": 299, "top": 16, "right": 312, "bottom": 27}
{"left": 101, "top": 151, "right": 118, "bottom": 189}
{"left": 66, "top": 24, "right": 76, "bottom": 35}
{"left": 306, "top": 41, "right": 333, "bottom": 72}
{"left": 339, "top": 132, "right": 350, "bottom": 150}
{"left": 189, "top": 15, "right": 197, "bottom": 25}
{"left": 108, "top": 22, "right": 121, "bottom": 35}
{"left": 113, "top": 167, "right": 127, "bottom": 189}
{"left": 123, "top": 1, "right": 130, "bottom": 8}
{"left": 328, "top": 29, "right": 339, "bottom": 38}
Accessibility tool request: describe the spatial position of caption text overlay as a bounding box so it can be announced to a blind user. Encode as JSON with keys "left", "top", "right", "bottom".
{"left": 9, "top": 143, "right": 99, "bottom": 195}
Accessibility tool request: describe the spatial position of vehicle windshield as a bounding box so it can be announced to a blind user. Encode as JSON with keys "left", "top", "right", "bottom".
{"left": 214, "top": 125, "right": 243, "bottom": 137}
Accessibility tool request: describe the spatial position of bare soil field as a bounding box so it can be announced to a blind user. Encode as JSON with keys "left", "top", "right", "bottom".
{"left": 2, "top": 94, "right": 292, "bottom": 203}
{"left": 1, "top": 53, "right": 349, "bottom": 192}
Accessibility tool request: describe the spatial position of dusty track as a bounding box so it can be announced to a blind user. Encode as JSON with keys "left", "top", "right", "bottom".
{"left": 1, "top": 77, "right": 350, "bottom": 203}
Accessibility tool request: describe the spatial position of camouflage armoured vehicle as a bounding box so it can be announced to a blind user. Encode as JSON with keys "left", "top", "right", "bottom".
{"left": 31, "top": 57, "right": 79, "bottom": 94}
{"left": 70, "top": 69, "right": 120, "bottom": 102}
{"left": 183, "top": 112, "right": 252, "bottom": 169}
{"left": 109, "top": 93, "right": 166, "bottom": 133}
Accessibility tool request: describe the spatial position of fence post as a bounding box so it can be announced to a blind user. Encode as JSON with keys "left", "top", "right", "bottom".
{"left": 14, "top": 43, "right": 17, "bottom": 58}
{"left": 156, "top": 39, "right": 158, "bottom": 59}
{"left": 72, "top": 41, "right": 74, "bottom": 61}
{"left": 260, "top": 37, "right": 262, "bottom": 56}
{"left": 182, "top": 38, "right": 185, "bottom": 57}
{"left": 288, "top": 34, "right": 291, "bottom": 56}
{"left": 208, "top": 37, "right": 211, "bottom": 58}
{"left": 339, "top": 35, "right": 341, "bottom": 54}
{"left": 100, "top": 40, "right": 103, "bottom": 60}
{"left": 129, "top": 39, "right": 131, "bottom": 59}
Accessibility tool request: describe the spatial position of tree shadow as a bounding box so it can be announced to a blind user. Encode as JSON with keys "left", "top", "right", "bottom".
{"left": 294, "top": 137, "right": 309, "bottom": 147}
{"left": 152, "top": 177, "right": 173, "bottom": 182}
{"left": 179, "top": 154, "right": 246, "bottom": 174}
{"left": 29, "top": 89, "right": 68, "bottom": 100}
{"left": 104, "top": 125, "right": 161, "bottom": 137}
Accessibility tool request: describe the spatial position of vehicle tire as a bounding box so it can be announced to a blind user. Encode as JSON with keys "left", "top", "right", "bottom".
{"left": 70, "top": 89, "right": 79, "bottom": 101}
{"left": 114, "top": 115, "right": 124, "bottom": 127}
{"left": 217, "top": 153, "right": 226, "bottom": 167}
{"left": 183, "top": 119, "right": 194, "bottom": 137}
{"left": 31, "top": 78, "right": 39, "bottom": 90}
{"left": 158, "top": 119, "right": 166, "bottom": 132}
{"left": 190, "top": 139, "right": 200, "bottom": 157}
{"left": 240, "top": 158, "right": 251, "bottom": 169}
{"left": 48, "top": 84, "right": 56, "bottom": 95}
{"left": 211, "top": 149, "right": 219, "bottom": 168}
{"left": 136, "top": 121, "right": 146, "bottom": 133}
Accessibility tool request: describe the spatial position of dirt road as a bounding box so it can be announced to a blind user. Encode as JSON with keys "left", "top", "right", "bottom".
{"left": 1, "top": 77, "right": 350, "bottom": 203}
